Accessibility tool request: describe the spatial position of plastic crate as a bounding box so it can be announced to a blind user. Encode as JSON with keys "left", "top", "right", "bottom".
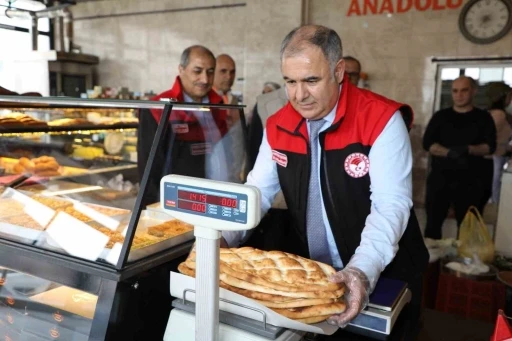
{"left": 435, "top": 271, "right": 506, "bottom": 322}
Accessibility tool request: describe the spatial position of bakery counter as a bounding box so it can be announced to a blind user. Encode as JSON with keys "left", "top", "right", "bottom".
{"left": 0, "top": 94, "right": 248, "bottom": 340}
{"left": 0, "top": 184, "right": 195, "bottom": 341}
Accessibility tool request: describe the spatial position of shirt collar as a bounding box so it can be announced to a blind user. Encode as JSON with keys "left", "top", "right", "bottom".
{"left": 183, "top": 92, "right": 209, "bottom": 104}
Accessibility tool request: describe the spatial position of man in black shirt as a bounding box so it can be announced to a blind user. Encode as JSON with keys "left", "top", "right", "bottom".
{"left": 423, "top": 76, "right": 496, "bottom": 240}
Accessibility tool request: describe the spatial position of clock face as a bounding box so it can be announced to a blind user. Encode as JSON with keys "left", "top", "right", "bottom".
{"left": 459, "top": 0, "right": 512, "bottom": 44}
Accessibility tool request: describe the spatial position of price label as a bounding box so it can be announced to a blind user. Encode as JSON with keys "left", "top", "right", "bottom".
{"left": 46, "top": 212, "right": 108, "bottom": 261}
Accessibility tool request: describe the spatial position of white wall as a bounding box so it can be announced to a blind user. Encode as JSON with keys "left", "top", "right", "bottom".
{"left": 71, "top": 0, "right": 301, "bottom": 111}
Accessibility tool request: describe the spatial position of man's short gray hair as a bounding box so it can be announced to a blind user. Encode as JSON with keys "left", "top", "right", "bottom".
{"left": 280, "top": 25, "right": 343, "bottom": 73}
{"left": 180, "top": 45, "right": 215, "bottom": 68}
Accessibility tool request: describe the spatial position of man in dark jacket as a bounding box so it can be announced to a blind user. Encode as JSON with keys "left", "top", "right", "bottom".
{"left": 423, "top": 76, "right": 496, "bottom": 240}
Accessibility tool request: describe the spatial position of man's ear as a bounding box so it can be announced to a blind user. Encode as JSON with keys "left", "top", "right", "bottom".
{"left": 179, "top": 65, "right": 184, "bottom": 75}
{"left": 334, "top": 59, "right": 345, "bottom": 84}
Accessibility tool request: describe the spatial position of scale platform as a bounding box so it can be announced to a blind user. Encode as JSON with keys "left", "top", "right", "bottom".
{"left": 346, "top": 278, "right": 411, "bottom": 340}
{"left": 164, "top": 278, "right": 410, "bottom": 341}
{"left": 164, "top": 301, "right": 305, "bottom": 341}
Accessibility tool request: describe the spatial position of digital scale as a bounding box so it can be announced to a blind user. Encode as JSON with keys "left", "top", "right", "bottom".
{"left": 159, "top": 175, "right": 411, "bottom": 341}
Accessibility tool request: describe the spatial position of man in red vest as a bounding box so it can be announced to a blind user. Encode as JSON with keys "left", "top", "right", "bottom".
{"left": 222, "top": 25, "right": 428, "bottom": 338}
{"left": 137, "top": 45, "right": 230, "bottom": 205}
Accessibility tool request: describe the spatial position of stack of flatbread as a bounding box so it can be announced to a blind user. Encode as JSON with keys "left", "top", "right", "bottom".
{"left": 178, "top": 246, "right": 346, "bottom": 324}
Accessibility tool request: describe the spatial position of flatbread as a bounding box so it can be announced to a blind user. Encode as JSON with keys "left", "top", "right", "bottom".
{"left": 178, "top": 262, "right": 196, "bottom": 277}
{"left": 253, "top": 298, "right": 336, "bottom": 309}
{"left": 178, "top": 263, "right": 300, "bottom": 302}
{"left": 219, "top": 273, "right": 344, "bottom": 299}
{"left": 295, "top": 314, "right": 333, "bottom": 324}
{"left": 271, "top": 302, "right": 346, "bottom": 319}
{"left": 185, "top": 247, "right": 342, "bottom": 292}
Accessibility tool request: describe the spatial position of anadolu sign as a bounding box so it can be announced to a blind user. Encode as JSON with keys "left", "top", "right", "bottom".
{"left": 347, "top": 0, "right": 464, "bottom": 16}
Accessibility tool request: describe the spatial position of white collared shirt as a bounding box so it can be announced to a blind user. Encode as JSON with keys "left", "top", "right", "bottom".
{"left": 183, "top": 93, "right": 229, "bottom": 181}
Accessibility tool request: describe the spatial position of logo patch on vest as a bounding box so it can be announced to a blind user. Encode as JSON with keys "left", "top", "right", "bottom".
{"left": 272, "top": 150, "right": 288, "bottom": 167}
{"left": 172, "top": 123, "right": 189, "bottom": 134}
{"left": 344, "top": 153, "right": 370, "bottom": 178}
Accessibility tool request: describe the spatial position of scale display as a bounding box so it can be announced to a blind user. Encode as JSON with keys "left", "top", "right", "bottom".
{"left": 163, "top": 182, "right": 248, "bottom": 224}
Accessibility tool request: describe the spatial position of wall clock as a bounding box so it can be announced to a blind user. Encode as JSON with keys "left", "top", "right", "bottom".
{"left": 459, "top": 0, "right": 512, "bottom": 44}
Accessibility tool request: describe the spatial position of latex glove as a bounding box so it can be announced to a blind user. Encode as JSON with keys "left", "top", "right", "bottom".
{"left": 447, "top": 146, "right": 469, "bottom": 159}
{"left": 327, "top": 266, "right": 370, "bottom": 328}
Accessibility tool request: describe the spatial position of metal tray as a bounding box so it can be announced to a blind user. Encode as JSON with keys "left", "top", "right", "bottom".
{"left": 82, "top": 202, "right": 131, "bottom": 217}
{"left": 0, "top": 221, "right": 44, "bottom": 244}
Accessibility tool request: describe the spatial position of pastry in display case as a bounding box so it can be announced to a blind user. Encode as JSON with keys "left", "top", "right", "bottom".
{"left": 0, "top": 187, "right": 194, "bottom": 263}
{"left": 0, "top": 104, "right": 139, "bottom": 191}
{"left": 0, "top": 95, "right": 248, "bottom": 340}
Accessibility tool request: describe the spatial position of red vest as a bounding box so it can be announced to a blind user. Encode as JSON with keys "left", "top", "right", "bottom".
{"left": 149, "top": 76, "right": 228, "bottom": 141}
{"left": 265, "top": 79, "right": 427, "bottom": 282}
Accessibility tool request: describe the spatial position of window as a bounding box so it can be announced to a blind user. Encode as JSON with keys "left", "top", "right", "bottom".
{"left": 479, "top": 68, "right": 505, "bottom": 83}
{"left": 441, "top": 68, "right": 460, "bottom": 80}
{"left": 464, "top": 68, "right": 480, "bottom": 80}
{"left": 504, "top": 68, "right": 512, "bottom": 86}
{"left": 0, "top": 0, "right": 51, "bottom": 53}
{"left": 436, "top": 63, "right": 512, "bottom": 111}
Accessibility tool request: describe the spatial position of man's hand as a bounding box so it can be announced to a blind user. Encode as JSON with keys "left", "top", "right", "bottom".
{"left": 326, "top": 267, "right": 370, "bottom": 328}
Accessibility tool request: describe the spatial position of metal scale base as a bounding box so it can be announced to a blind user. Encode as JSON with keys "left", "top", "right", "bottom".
{"left": 164, "top": 299, "right": 305, "bottom": 341}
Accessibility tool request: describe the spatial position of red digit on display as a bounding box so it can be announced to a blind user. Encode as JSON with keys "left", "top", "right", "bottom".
{"left": 192, "top": 203, "right": 206, "bottom": 213}
{"left": 221, "top": 198, "right": 237, "bottom": 208}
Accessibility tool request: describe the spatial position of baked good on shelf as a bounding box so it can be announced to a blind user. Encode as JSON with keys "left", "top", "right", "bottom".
{"left": 86, "top": 222, "right": 161, "bottom": 249}
{"left": 0, "top": 113, "right": 47, "bottom": 127}
{"left": 0, "top": 118, "right": 22, "bottom": 127}
{"left": 84, "top": 204, "right": 129, "bottom": 216}
{"left": 0, "top": 199, "right": 24, "bottom": 218}
{"left": 30, "top": 196, "right": 72, "bottom": 210}
{"left": 58, "top": 206, "right": 92, "bottom": 222}
{"left": 72, "top": 146, "right": 104, "bottom": 160}
{"left": 11, "top": 156, "right": 62, "bottom": 177}
{"left": 1, "top": 213, "right": 46, "bottom": 230}
{"left": 48, "top": 118, "right": 91, "bottom": 126}
{"left": 147, "top": 220, "right": 193, "bottom": 238}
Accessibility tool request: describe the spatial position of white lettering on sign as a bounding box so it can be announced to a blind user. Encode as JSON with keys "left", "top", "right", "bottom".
{"left": 346, "top": 0, "right": 463, "bottom": 16}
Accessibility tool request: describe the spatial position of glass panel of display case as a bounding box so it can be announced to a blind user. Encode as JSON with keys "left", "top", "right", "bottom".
{"left": 0, "top": 97, "right": 246, "bottom": 267}
{"left": 0, "top": 267, "right": 96, "bottom": 341}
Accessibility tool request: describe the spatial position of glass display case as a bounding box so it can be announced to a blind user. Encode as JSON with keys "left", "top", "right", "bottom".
{"left": 0, "top": 95, "right": 247, "bottom": 341}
